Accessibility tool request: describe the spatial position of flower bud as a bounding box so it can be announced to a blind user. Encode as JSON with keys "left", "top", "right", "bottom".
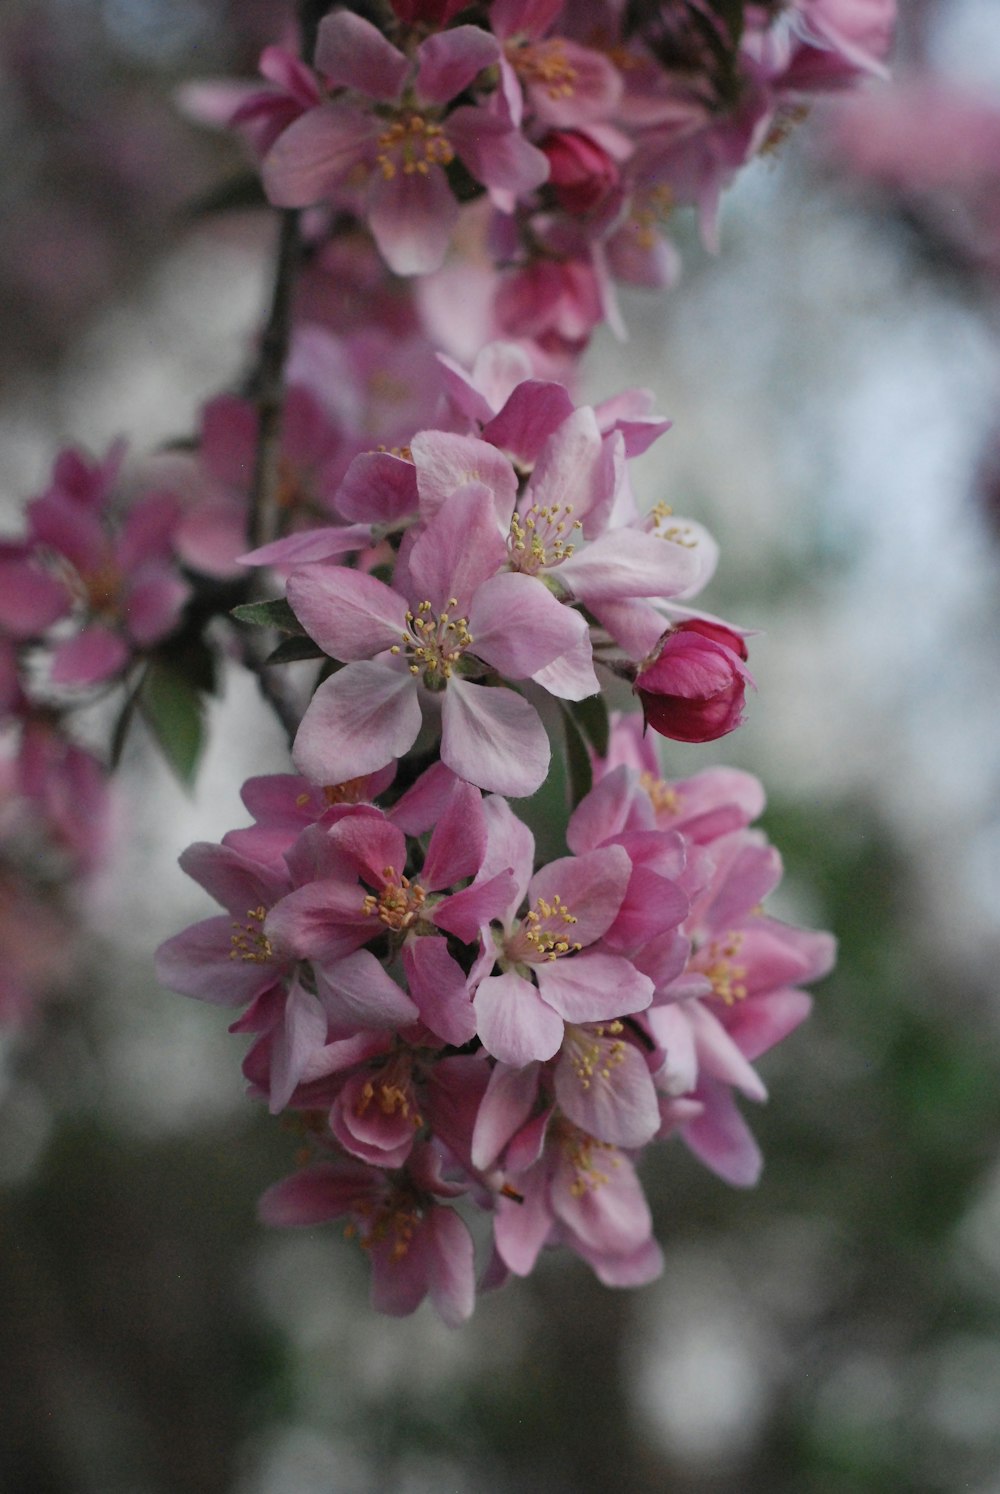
{"left": 633, "top": 620, "right": 752, "bottom": 743}
{"left": 541, "top": 131, "right": 620, "bottom": 215}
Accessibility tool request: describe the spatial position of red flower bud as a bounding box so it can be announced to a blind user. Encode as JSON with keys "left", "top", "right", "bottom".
{"left": 633, "top": 620, "right": 752, "bottom": 743}
{"left": 541, "top": 130, "right": 620, "bottom": 215}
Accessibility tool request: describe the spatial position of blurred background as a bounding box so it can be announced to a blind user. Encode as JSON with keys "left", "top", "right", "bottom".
{"left": 2, "top": 0, "right": 1000, "bottom": 1490}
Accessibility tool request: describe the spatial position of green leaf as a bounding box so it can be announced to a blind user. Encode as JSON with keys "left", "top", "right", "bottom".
{"left": 139, "top": 662, "right": 206, "bottom": 787}
{"left": 560, "top": 705, "right": 593, "bottom": 809}
{"left": 231, "top": 597, "right": 306, "bottom": 634}
{"left": 566, "top": 693, "right": 609, "bottom": 759}
{"left": 265, "top": 635, "right": 328, "bottom": 666}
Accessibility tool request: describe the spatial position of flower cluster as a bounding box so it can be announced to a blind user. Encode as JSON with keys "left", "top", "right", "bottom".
{"left": 157, "top": 715, "right": 831, "bottom": 1321}
{"left": 196, "top": 0, "right": 895, "bottom": 355}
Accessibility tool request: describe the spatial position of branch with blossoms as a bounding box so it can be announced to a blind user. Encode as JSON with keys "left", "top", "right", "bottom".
{"left": 0, "top": 0, "right": 894, "bottom": 1322}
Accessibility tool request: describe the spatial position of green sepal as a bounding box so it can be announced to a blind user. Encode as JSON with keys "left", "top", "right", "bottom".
{"left": 231, "top": 597, "right": 306, "bottom": 634}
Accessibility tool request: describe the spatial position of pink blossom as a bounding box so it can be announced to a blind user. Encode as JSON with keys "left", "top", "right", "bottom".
{"left": 262, "top": 13, "right": 548, "bottom": 275}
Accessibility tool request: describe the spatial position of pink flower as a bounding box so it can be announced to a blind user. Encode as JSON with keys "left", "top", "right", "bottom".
{"left": 287, "top": 484, "right": 585, "bottom": 796}
{"left": 260, "top": 1144, "right": 477, "bottom": 1324}
{"left": 262, "top": 12, "right": 548, "bottom": 275}
{"left": 634, "top": 619, "right": 753, "bottom": 743}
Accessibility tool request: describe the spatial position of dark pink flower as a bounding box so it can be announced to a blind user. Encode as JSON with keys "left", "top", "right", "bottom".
{"left": 634, "top": 619, "right": 752, "bottom": 743}
{"left": 541, "top": 130, "right": 621, "bottom": 214}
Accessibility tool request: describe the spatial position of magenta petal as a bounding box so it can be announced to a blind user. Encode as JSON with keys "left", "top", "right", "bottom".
{"left": 432, "top": 869, "right": 516, "bottom": 944}
{"left": 269, "top": 980, "right": 328, "bottom": 1113}
{"left": 264, "top": 879, "right": 371, "bottom": 965}
{"left": 334, "top": 451, "right": 419, "bottom": 524}
{"left": 584, "top": 1237, "right": 664, "bottom": 1289}
{"left": 441, "top": 679, "right": 549, "bottom": 797}
{"left": 471, "top": 1061, "right": 541, "bottom": 1171}
{"left": 262, "top": 103, "right": 375, "bottom": 207}
{"left": 448, "top": 105, "right": 550, "bottom": 193}
{"left": 682, "top": 1080, "right": 763, "bottom": 1188}
{"left": 536, "top": 951, "right": 653, "bottom": 1024}
{"left": 368, "top": 165, "right": 458, "bottom": 276}
{"left": 483, "top": 380, "right": 575, "bottom": 465}
{"left": 154, "top": 918, "right": 281, "bottom": 1006}
{"left": 124, "top": 570, "right": 189, "bottom": 645}
{"left": 421, "top": 778, "right": 485, "bottom": 890}
{"left": 50, "top": 626, "right": 129, "bottom": 686}
{"left": 292, "top": 661, "right": 422, "bottom": 784}
{"left": 523, "top": 404, "right": 604, "bottom": 520}
{"left": 240, "top": 525, "right": 373, "bottom": 568}
{"left": 415, "top": 26, "right": 499, "bottom": 106}
{"left": 403, "top": 938, "right": 476, "bottom": 1046}
{"left": 316, "top": 950, "right": 419, "bottom": 1029}
{"left": 258, "top": 1160, "right": 375, "bottom": 1226}
{"left": 179, "top": 840, "right": 285, "bottom": 913}
{"left": 0, "top": 560, "right": 69, "bottom": 637}
{"left": 474, "top": 971, "right": 564, "bottom": 1065}
{"left": 287, "top": 565, "right": 407, "bottom": 660}
{"left": 314, "top": 11, "right": 408, "bottom": 100}
{"left": 726, "top": 988, "right": 813, "bottom": 1062}
{"left": 688, "top": 1002, "right": 767, "bottom": 1101}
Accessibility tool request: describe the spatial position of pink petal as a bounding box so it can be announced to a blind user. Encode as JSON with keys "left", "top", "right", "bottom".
{"left": 426, "top": 1207, "right": 477, "bottom": 1326}
{"left": 441, "top": 679, "right": 549, "bottom": 797}
{"left": 554, "top": 1034, "right": 660, "bottom": 1147}
{"left": 154, "top": 917, "right": 282, "bottom": 1006}
{"left": 415, "top": 26, "right": 499, "bottom": 105}
{"left": 287, "top": 565, "right": 407, "bottom": 660}
{"left": 494, "top": 1167, "right": 555, "bottom": 1275}
{"left": 471, "top": 1061, "right": 541, "bottom": 1171}
{"left": 531, "top": 631, "right": 600, "bottom": 701}
{"left": 559, "top": 528, "right": 703, "bottom": 603}
{"left": 448, "top": 104, "right": 550, "bottom": 193}
{"left": 315, "top": 949, "right": 419, "bottom": 1029}
{"left": 314, "top": 11, "right": 408, "bottom": 100}
{"left": 240, "top": 525, "right": 373, "bottom": 568}
{"left": 50, "top": 626, "right": 129, "bottom": 686}
{"left": 421, "top": 778, "right": 486, "bottom": 890}
{"left": 687, "top": 1001, "right": 767, "bottom": 1102}
{"left": 269, "top": 980, "right": 328, "bottom": 1113}
{"left": 552, "top": 1148, "right": 653, "bottom": 1257}
{"left": 409, "top": 431, "right": 518, "bottom": 526}
{"left": 259, "top": 1159, "right": 375, "bottom": 1225}
{"left": 523, "top": 405, "right": 604, "bottom": 523}
{"left": 0, "top": 560, "right": 69, "bottom": 637}
{"left": 527, "top": 846, "right": 631, "bottom": 947}
{"left": 124, "top": 570, "right": 190, "bottom": 645}
{"left": 537, "top": 951, "right": 653, "bottom": 1024}
{"left": 432, "top": 868, "right": 516, "bottom": 943}
{"left": 334, "top": 451, "right": 419, "bottom": 524}
{"left": 402, "top": 938, "right": 476, "bottom": 1046}
{"left": 724, "top": 988, "right": 813, "bottom": 1062}
{"left": 262, "top": 103, "right": 375, "bottom": 207}
{"left": 367, "top": 165, "right": 458, "bottom": 277}
{"left": 474, "top": 971, "right": 564, "bottom": 1065}
{"left": 682, "top": 1079, "right": 763, "bottom": 1188}
{"left": 469, "top": 571, "right": 588, "bottom": 679}
{"left": 482, "top": 380, "right": 576, "bottom": 465}
{"left": 407, "top": 484, "right": 507, "bottom": 613}
{"left": 292, "top": 660, "right": 422, "bottom": 784}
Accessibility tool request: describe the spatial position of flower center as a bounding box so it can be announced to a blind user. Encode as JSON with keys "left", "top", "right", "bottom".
{"left": 507, "top": 38, "right": 578, "bottom": 99}
{"left": 376, "top": 114, "right": 454, "bottom": 180}
{"left": 639, "top": 771, "right": 682, "bottom": 816}
{"left": 353, "top": 1057, "right": 422, "bottom": 1129}
{"left": 507, "top": 503, "right": 581, "bottom": 575}
{"left": 229, "top": 905, "right": 273, "bottom": 963}
{"left": 697, "top": 932, "right": 748, "bottom": 1006}
{"left": 391, "top": 598, "right": 474, "bottom": 684}
{"left": 648, "top": 500, "right": 698, "bottom": 549}
{"left": 554, "top": 1119, "right": 618, "bottom": 1197}
{"left": 563, "top": 1020, "right": 627, "bottom": 1092}
{"left": 362, "top": 866, "right": 427, "bottom": 932}
{"left": 348, "top": 1189, "right": 420, "bottom": 1262}
{"left": 506, "top": 891, "right": 582, "bottom": 964}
